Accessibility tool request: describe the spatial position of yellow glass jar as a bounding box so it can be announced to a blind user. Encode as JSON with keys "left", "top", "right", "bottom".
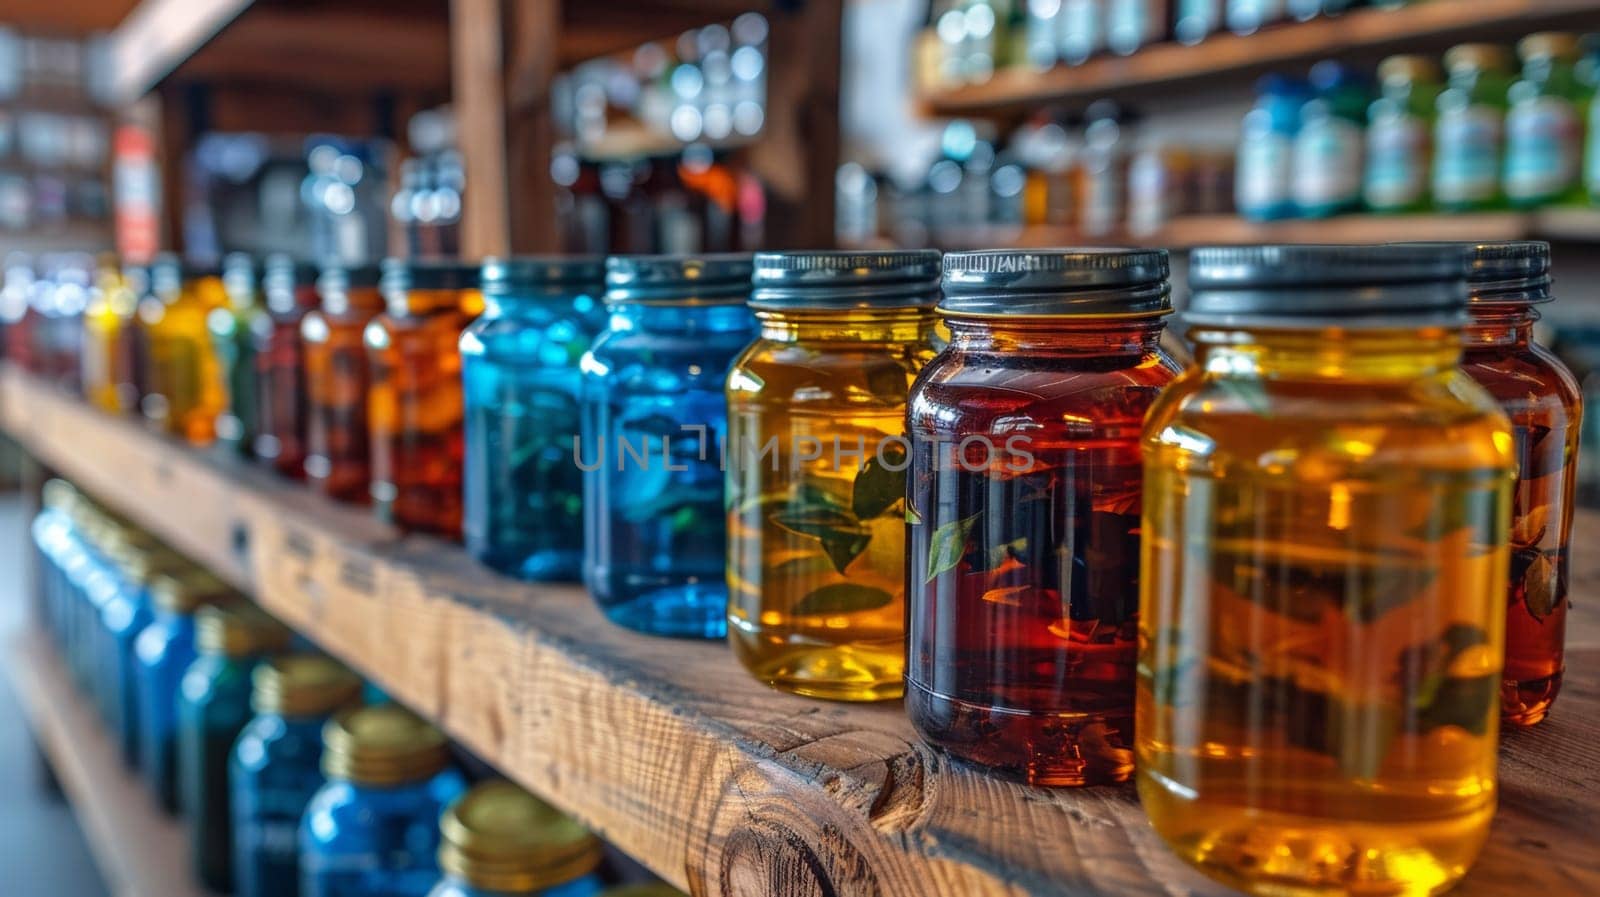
{"left": 140, "top": 256, "right": 227, "bottom": 444}
{"left": 726, "top": 251, "right": 941, "bottom": 701}
{"left": 81, "top": 258, "right": 141, "bottom": 414}
{"left": 1137, "top": 244, "right": 1514, "bottom": 897}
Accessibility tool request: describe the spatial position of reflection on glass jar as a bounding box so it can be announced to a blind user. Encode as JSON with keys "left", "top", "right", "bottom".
{"left": 254, "top": 256, "right": 321, "bottom": 478}
{"left": 303, "top": 265, "right": 385, "bottom": 503}
{"left": 141, "top": 256, "right": 228, "bottom": 445}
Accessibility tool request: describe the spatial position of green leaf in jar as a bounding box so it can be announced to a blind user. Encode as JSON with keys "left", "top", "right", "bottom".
{"left": 770, "top": 507, "right": 865, "bottom": 542}
{"left": 819, "top": 533, "right": 872, "bottom": 575}
{"left": 1520, "top": 549, "right": 1560, "bottom": 620}
{"left": 1406, "top": 485, "right": 1504, "bottom": 553}
{"left": 791, "top": 583, "right": 895, "bottom": 616}
{"left": 1209, "top": 539, "right": 1437, "bottom": 624}
{"left": 1401, "top": 623, "right": 1497, "bottom": 737}
{"left": 851, "top": 442, "right": 908, "bottom": 521}
{"left": 905, "top": 504, "right": 923, "bottom": 525}
{"left": 925, "top": 513, "right": 982, "bottom": 583}
{"left": 865, "top": 361, "right": 913, "bottom": 404}
{"left": 1212, "top": 376, "right": 1272, "bottom": 417}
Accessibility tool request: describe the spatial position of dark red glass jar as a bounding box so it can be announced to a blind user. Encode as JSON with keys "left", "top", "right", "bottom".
{"left": 905, "top": 248, "right": 1180, "bottom": 786}
{"left": 253, "top": 256, "right": 319, "bottom": 478}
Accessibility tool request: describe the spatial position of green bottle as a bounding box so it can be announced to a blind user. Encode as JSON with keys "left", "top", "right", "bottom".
{"left": 1504, "top": 32, "right": 1589, "bottom": 207}
{"left": 1293, "top": 60, "right": 1370, "bottom": 218}
{"left": 1364, "top": 54, "right": 1443, "bottom": 213}
{"left": 1580, "top": 34, "right": 1600, "bottom": 203}
{"left": 1434, "top": 44, "right": 1513, "bottom": 211}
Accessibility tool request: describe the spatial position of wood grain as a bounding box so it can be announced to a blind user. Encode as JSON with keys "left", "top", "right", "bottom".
{"left": 3, "top": 365, "right": 1597, "bottom": 897}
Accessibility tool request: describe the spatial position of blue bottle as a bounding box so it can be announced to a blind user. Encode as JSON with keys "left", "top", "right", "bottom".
{"left": 61, "top": 513, "right": 108, "bottom": 689}
{"left": 425, "top": 780, "right": 603, "bottom": 897}
{"left": 1236, "top": 74, "right": 1311, "bottom": 221}
{"left": 1292, "top": 61, "right": 1372, "bottom": 218}
{"left": 579, "top": 255, "right": 755, "bottom": 638}
{"left": 462, "top": 257, "right": 605, "bottom": 581}
{"left": 301, "top": 705, "right": 466, "bottom": 897}
{"left": 232, "top": 656, "right": 363, "bottom": 897}
{"left": 133, "top": 570, "right": 233, "bottom": 812}
{"left": 31, "top": 480, "right": 77, "bottom": 645}
{"left": 100, "top": 544, "right": 174, "bottom": 766}
{"left": 179, "top": 603, "right": 294, "bottom": 892}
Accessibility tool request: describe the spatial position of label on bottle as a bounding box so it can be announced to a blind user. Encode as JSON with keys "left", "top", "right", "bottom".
{"left": 1236, "top": 132, "right": 1293, "bottom": 215}
{"left": 1588, "top": 100, "right": 1600, "bottom": 198}
{"left": 1364, "top": 114, "right": 1428, "bottom": 209}
{"left": 1433, "top": 104, "right": 1502, "bottom": 204}
{"left": 1504, "top": 96, "right": 1581, "bottom": 201}
{"left": 1293, "top": 117, "right": 1364, "bottom": 211}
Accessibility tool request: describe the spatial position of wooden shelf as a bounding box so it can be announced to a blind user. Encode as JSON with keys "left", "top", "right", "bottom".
{"left": 4, "top": 364, "right": 1600, "bottom": 896}
{"left": 7, "top": 636, "right": 210, "bottom": 897}
{"left": 919, "top": 0, "right": 1600, "bottom": 116}
{"left": 577, "top": 123, "right": 755, "bottom": 163}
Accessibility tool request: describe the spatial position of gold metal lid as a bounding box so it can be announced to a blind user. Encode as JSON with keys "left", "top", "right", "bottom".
{"left": 151, "top": 570, "right": 235, "bottom": 613}
{"left": 599, "top": 885, "right": 689, "bottom": 897}
{"left": 40, "top": 479, "right": 79, "bottom": 511}
{"left": 1444, "top": 43, "right": 1512, "bottom": 73}
{"left": 1519, "top": 32, "right": 1580, "bottom": 62}
{"left": 252, "top": 655, "right": 363, "bottom": 717}
{"left": 322, "top": 704, "right": 450, "bottom": 786}
{"left": 109, "top": 543, "right": 184, "bottom": 587}
{"left": 438, "top": 781, "right": 603, "bottom": 893}
{"left": 1377, "top": 54, "right": 1439, "bottom": 85}
{"left": 196, "top": 602, "right": 293, "bottom": 657}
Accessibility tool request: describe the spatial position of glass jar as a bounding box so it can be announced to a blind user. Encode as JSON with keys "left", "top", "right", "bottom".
{"left": 366, "top": 260, "right": 480, "bottom": 535}
{"left": 179, "top": 603, "right": 294, "bottom": 892}
{"left": 1504, "top": 32, "right": 1588, "bottom": 207}
{"left": 134, "top": 571, "right": 234, "bottom": 813}
{"left": 1225, "top": 0, "right": 1282, "bottom": 36}
{"left": 580, "top": 255, "right": 755, "bottom": 638}
{"left": 1293, "top": 60, "right": 1370, "bottom": 218}
{"left": 1433, "top": 44, "right": 1513, "bottom": 212}
{"left": 232, "top": 655, "right": 363, "bottom": 897}
{"left": 1364, "top": 54, "right": 1442, "bottom": 213}
{"left": 102, "top": 540, "right": 182, "bottom": 766}
{"left": 301, "top": 705, "right": 466, "bottom": 897}
{"left": 254, "top": 255, "right": 320, "bottom": 477}
{"left": 82, "top": 261, "right": 140, "bottom": 414}
{"left": 1237, "top": 75, "right": 1310, "bottom": 222}
{"left": 212, "top": 252, "right": 265, "bottom": 455}
{"left": 32, "top": 479, "right": 78, "bottom": 646}
{"left": 907, "top": 248, "right": 1178, "bottom": 784}
{"left": 1138, "top": 244, "right": 1513, "bottom": 896}
{"left": 425, "top": 780, "right": 603, "bottom": 897}
{"left": 725, "top": 251, "right": 940, "bottom": 701}
{"left": 462, "top": 257, "right": 605, "bottom": 580}
{"left": 141, "top": 257, "right": 227, "bottom": 444}
{"left": 1457, "top": 242, "right": 1583, "bottom": 726}
{"left": 303, "top": 265, "right": 385, "bottom": 502}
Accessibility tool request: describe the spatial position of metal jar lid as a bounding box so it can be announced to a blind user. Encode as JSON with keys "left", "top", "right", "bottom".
{"left": 251, "top": 654, "right": 363, "bottom": 717}
{"left": 437, "top": 780, "right": 603, "bottom": 892}
{"left": 940, "top": 248, "right": 1171, "bottom": 317}
{"left": 749, "top": 250, "right": 941, "bottom": 310}
{"left": 1459, "top": 240, "right": 1553, "bottom": 305}
{"left": 195, "top": 601, "right": 293, "bottom": 657}
{"left": 151, "top": 570, "right": 235, "bottom": 614}
{"left": 1185, "top": 243, "right": 1470, "bottom": 328}
{"left": 604, "top": 254, "right": 753, "bottom": 304}
{"left": 480, "top": 256, "right": 605, "bottom": 298}
{"left": 321, "top": 704, "right": 450, "bottom": 786}
{"left": 380, "top": 258, "right": 481, "bottom": 297}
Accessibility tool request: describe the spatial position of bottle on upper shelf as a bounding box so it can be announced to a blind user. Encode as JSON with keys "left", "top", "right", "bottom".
{"left": 1434, "top": 43, "right": 1514, "bottom": 212}
{"left": 1292, "top": 59, "right": 1371, "bottom": 217}
{"left": 1364, "top": 54, "right": 1443, "bottom": 213}
{"left": 1504, "top": 32, "right": 1590, "bottom": 208}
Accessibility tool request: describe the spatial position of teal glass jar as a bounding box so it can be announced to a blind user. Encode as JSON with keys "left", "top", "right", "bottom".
{"left": 211, "top": 252, "right": 266, "bottom": 455}
{"left": 135, "top": 571, "right": 232, "bottom": 812}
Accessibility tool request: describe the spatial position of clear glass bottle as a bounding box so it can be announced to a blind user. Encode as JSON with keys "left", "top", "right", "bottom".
{"left": 366, "top": 260, "right": 481, "bottom": 536}
{"left": 1433, "top": 44, "right": 1513, "bottom": 212}
{"left": 301, "top": 705, "right": 466, "bottom": 897}
{"left": 1225, "top": 0, "right": 1282, "bottom": 36}
{"left": 425, "top": 781, "right": 604, "bottom": 897}
{"left": 580, "top": 255, "right": 755, "bottom": 638}
{"left": 1504, "top": 32, "right": 1588, "bottom": 207}
{"left": 907, "top": 248, "right": 1178, "bottom": 784}
{"left": 232, "top": 655, "right": 363, "bottom": 897}
{"left": 726, "top": 251, "right": 940, "bottom": 702}
{"left": 1364, "top": 54, "right": 1442, "bottom": 213}
{"left": 254, "top": 255, "right": 320, "bottom": 478}
{"left": 1292, "top": 60, "right": 1370, "bottom": 218}
{"left": 1138, "top": 244, "right": 1513, "bottom": 896}
{"left": 302, "top": 265, "right": 385, "bottom": 502}
{"left": 141, "top": 257, "right": 227, "bottom": 444}
{"left": 1457, "top": 242, "right": 1583, "bottom": 726}
{"left": 179, "top": 602, "right": 293, "bottom": 892}
{"left": 462, "top": 257, "right": 605, "bottom": 580}
{"left": 211, "top": 252, "right": 265, "bottom": 455}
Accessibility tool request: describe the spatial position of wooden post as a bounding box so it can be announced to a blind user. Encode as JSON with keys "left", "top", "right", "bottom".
{"left": 503, "top": 0, "right": 561, "bottom": 254}
{"left": 449, "top": 0, "right": 512, "bottom": 259}
{"left": 749, "top": 0, "right": 843, "bottom": 249}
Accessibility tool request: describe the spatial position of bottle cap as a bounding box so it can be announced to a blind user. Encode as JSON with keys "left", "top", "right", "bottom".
{"left": 604, "top": 254, "right": 753, "bottom": 304}
{"left": 222, "top": 253, "right": 258, "bottom": 309}
{"left": 40, "top": 479, "right": 79, "bottom": 512}
{"left": 263, "top": 254, "right": 321, "bottom": 313}
{"left": 599, "top": 886, "right": 689, "bottom": 897}
{"left": 1456, "top": 241, "right": 1553, "bottom": 305}
{"left": 1520, "top": 32, "right": 1580, "bottom": 62}
{"left": 322, "top": 704, "right": 450, "bottom": 786}
{"left": 1186, "top": 244, "right": 1469, "bottom": 328}
{"left": 195, "top": 602, "right": 293, "bottom": 657}
{"left": 750, "top": 250, "right": 941, "bottom": 310}
{"left": 940, "top": 248, "right": 1171, "bottom": 317}
{"left": 1444, "top": 43, "right": 1512, "bottom": 73}
{"left": 380, "top": 258, "right": 481, "bottom": 295}
{"left": 251, "top": 655, "right": 363, "bottom": 716}
{"left": 438, "top": 781, "right": 603, "bottom": 892}
{"left": 480, "top": 257, "right": 605, "bottom": 298}
{"left": 150, "top": 570, "right": 234, "bottom": 614}
{"left": 1377, "top": 54, "right": 1440, "bottom": 85}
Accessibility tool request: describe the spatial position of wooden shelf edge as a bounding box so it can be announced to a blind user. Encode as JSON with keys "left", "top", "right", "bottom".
{"left": 7, "top": 636, "right": 209, "bottom": 897}
{"left": 4, "top": 366, "right": 1600, "bottom": 897}
{"left": 919, "top": 0, "right": 1600, "bottom": 114}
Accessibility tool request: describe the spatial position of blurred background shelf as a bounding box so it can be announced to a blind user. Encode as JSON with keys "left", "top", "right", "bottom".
{"left": 7, "top": 636, "right": 208, "bottom": 897}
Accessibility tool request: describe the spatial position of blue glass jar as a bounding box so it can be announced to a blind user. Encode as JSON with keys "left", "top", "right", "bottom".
{"left": 32, "top": 480, "right": 78, "bottom": 645}
{"left": 580, "top": 255, "right": 755, "bottom": 638}
{"left": 179, "top": 603, "right": 293, "bottom": 892}
{"left": 62, "top": 510, "right": 112, "bottom": 689}
{"left": 302, "top": 705, "right": 466, "bottom": 897}
{"left": 462, "top": 257, "right": 605, "bottom": 581}
{"left": 425, "top": 780, "right": 603, "bottom": 897}
{"left": 232, "top": 655, "right": 363, "bottom": 897}
{"left": 134, "top": 571, "right": 234, "bottom": 812}
{"left": 101, "top": 542, "right": 179, "bottom": 766}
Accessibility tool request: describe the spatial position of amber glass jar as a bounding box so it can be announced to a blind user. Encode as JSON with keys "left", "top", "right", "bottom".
{"left": 302, "top": 265, "right": 384, "bottom": 502}
{"left": 906, "top": 248, "right": 1178, "bottom": 784}
{"left": 254, "top": 255, "right": 319, "bottom": 478}
{"left": 140, "top": 257, "right": 228, "bottom": 444}
{"left": 365, "top": 260, "right": 480, "bottom": 535}
{"left": 724, "top": 251, "right": 939, "bottom": 701}
{"left": 1456, "top": 241, "right": 1583, "bottom": 726}
{"left": 1138, "top": 244, "right": 1513, "bottom": 897}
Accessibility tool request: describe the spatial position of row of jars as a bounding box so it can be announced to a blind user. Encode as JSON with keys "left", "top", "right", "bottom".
{"left": 56, "top": 239, "right": 1579, "bottom": 897}
{"left": 29, "top": 481, "right": 682, "bottom": 897}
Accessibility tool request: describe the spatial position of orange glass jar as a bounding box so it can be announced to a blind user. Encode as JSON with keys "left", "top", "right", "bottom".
{"left": 301, "top": 265, "right": 385, "bottom": 503}
{"left": 139, "top": 257, "right": 227, "bottom": 445}
{"left": 364, "top": 260, "right": 480, "bottom": 535}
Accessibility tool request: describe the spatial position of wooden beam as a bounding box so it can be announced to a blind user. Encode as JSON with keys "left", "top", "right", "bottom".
{"left": 750, "top": 0, "right": 842, "bottom": 249}
{"left": 107, "top": 0, "right": 253, "bottom": 103}
{"left": 176, "top": 9, "right": 451, "bottom": 93}
{"left": 503, "top": 1, "right": 561, "bottom": 254}
{"left": 449, "top": 0, "right": 511, "bottom": 259}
